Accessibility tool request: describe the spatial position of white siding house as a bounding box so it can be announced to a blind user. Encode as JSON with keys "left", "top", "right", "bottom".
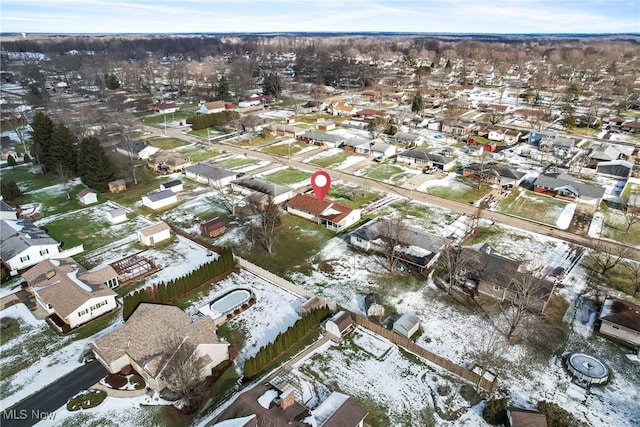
{"left": 141, "top": 190, "right": 178, "bottom": 211}
{"left": 1, "top": 219, "right": 62, "bottom": 272}
{"left": 137, "top": 222, "right": 171, "bottom": 246}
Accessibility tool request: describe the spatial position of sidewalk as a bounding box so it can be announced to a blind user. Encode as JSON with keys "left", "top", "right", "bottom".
{"left": 91, "top": 382, "right": 147, "bottom": 398}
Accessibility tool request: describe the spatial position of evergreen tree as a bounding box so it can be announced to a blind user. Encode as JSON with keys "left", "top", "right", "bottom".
{"left": 29, "top": 111, "right": 54, "bottom": 170}
{"left": 7, "top": 155, "right": 16, "bottom": 166}
{"left": 104, "top": 73, "right": 120, "bottom": 90}
{"left": 48, "top": 122, "right": 78, "bottom": 177}
{"left": 411, "top": 91, "right": 424, "bottom": 113}
{"left": 78, "top": 135, "right": 115, "bottom": 192}
{"left": 0, "top": 180, "right": 21, "bottom": 200}
{"left": 214, "top": 75, "right": 231, "bottom": 101}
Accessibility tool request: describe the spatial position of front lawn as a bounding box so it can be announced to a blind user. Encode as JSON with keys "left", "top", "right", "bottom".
{"left": 328, "top": 183, "right": 380, "bottom": 208}
{"left": 359, "top": 164, "right": 416, "bottom": 185}
{"left": 261, "top": 141, "right": 307, "bottom": 157}
{"left": 263, "top": 168, "right": 311, "bottom": 186}
{"left": 497, "top": 188, "right": 573, "bottom": 227}
{"left": 178, "top": 146, "right": 221, "bottom": 162}
{"left": 145, "top": 137, "right": 189, "bottom": 150}
{"left": 426, "top": 177, "right": 491, "bottom": 204}
{"left": 309, "top": 151, "right": 350, "bottom": 168}
{"left": 214, "top": 157, "right": 261, "bottom": 170}
{"left": 598, "top": 206, "right": 640, "bottom": 247}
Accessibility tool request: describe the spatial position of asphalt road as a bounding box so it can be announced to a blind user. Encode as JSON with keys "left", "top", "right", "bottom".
{"left": 1, "top": 360, "right": 107, "bottom": 427}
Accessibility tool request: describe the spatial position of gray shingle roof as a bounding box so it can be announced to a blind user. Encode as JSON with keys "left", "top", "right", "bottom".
{"left": 185, "top": 163, "right": 237, "bottom": 180}
{"left": 232, "top": 177, "right": 292, "bottom": 197}
{"left": 144, "top": 190, "right": 176, "bottom": 202}
{"left": 534, "top": 172, "right": 605, "bottom": 199}
{"left": 1, "top": 219, "right": 59, "bottom": 261}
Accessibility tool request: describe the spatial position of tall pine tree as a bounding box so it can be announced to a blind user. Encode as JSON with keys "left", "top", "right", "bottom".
{"left": 29, "top": 111, "right": 54, "bottom": 171}
{"left": 78, "top": 135, "right": 115, "bottom": 191}
{"left": 49, "top": 122, "right": 78, "bottom": 178}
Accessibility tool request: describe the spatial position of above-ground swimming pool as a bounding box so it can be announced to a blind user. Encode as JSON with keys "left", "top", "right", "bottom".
{"left": 210, "top": 288, "right": 252, "bottom": 314}
{"left": 566, "top": 353, "right": 609, "bottom": 385}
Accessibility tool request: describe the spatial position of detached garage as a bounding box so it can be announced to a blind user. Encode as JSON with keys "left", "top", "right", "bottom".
{"left": 141, "top": 190, "right": 178, "bottom": 211}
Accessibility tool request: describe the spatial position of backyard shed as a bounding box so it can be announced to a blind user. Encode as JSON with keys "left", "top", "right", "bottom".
{"left": 393, "top": 313, "right": 420, "bottom": 339}
{"left": 106, "top": 208, "right": 127, "bottom": 225}
{"left": 325, "top": 310, "right": 353, "bottom": 338}
{"left": 364, "top": 293, "right": 385, "bottom": 317}
{"left": 137, "top": 222, "right": 171, "bottom": 246}
{"left": 200, "top": 217, "right": 227, "bottom": 237}
{"left": 141, "top": 190, "right": 178, "bottom": 211}
{"left": 77, "top": 189, "right": 98, "bottom": 206}
{"left": 160, "top": 179, "right": 184, "bottom": 193}
{"left": 108, "top": 179, "right": 127, "bottom": 193}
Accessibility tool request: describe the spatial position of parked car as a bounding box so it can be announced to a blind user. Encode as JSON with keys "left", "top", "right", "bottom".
{"left": 422, "top": 167, "right": 437, "bottom": 174}
{"left": 373, "top": 156, "right": 384, "bottom": 162}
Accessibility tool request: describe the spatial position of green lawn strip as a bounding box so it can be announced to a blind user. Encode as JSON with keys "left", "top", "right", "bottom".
{"left": 386, "top": 200, "right": 457, "bottom": 229}
{"left": 226, "top": 135, "right": 274, "bottom": 147}
{"left": 179, "top": 147, "right": 221, "bottom": 162}
{"left": 214, "top": 157, "right": 260, "bottom": 170}
{"left": 426, "top": 178, "right": 490, "bottom": 204}
{"left": 262, "top": 168, "right": 311, "bottom": 186}
{"left": 327, "top": 184, "right": 379, "bottom": 208}
{"left": 71, "top": 310, "right": 122, "bottom": 341}
{"left": 142, "top": 112, "right": 193, "bottom": 126}
{"left": 145, "top": 137, "right": 189, "bottom": 150}
{"left": 238, "top": 214, "right": 334, "bottom": 276}
{"left": 309, "top": 152, "right": 350, "bottom": 168}
{"left": 620, "top": 182, "right": 640, "bottom": 200}
{"left": 261, "top": 141, "right": 306, "bottom": 156}
{"left": 198, "top": 367, "right": 241, "bottom": 417}
{"left": 360, "top": 164, "right": 406, "bottom": 181}
{"left": 497, "top": 188, "right": 568, "bottom": 226}
{"left": 1, "top": 166, "right": 57, "bottom": 192}
{"left": 599, "top": 209, "right": 640, "bottom": 246}
{"left": 188, "top": 128, "right": 210, "bottom": 138}
{"left": 102, "top": 168, "right": 169, "bottom": 206}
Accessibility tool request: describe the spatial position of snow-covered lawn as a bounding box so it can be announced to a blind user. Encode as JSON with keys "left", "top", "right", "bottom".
{"left": 497, "top": 187, "right": 576, "bottom": 229}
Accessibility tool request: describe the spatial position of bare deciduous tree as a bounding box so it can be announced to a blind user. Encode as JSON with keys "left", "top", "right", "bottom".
{"left": 466, "top": 330, "right": 506, "bottom": 393}
{"left": 584, "top": 239, "right": 631, "bottom": 277}
{"left": 161, "top": 338, "right": 209, "bottom": 411}
{"left": 378, "top": 217, "right": 409, "bottom": 274}
{"left": 435, "top": 245, "right": 480, "bottom": 294}
{"left": 249, "top": 197, "right": 281, "bottom": 254}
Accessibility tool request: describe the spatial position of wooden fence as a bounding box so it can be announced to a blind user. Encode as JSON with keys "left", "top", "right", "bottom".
{"left": 354, "top": 315, "right": 495, "bottom": 393}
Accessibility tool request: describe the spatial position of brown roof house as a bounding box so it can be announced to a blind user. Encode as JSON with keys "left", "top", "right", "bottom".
{"left": 200, "top": 217, "right": 226, "bottom": 238}
{"left": 22, "top": 258, "right": 118, "bottom": 329}
{"left": 506, "top": 406, "right": 548, "bottom": 427}
{"left": 148, "top": 151, "right": 192, "bottom": 174}
{"left": 90, "top": 303, "right": 229, "bottom": 391}
{"left": 286, "top": 194, "right": 361, "bottom": 232}
{"left": 599, "top": 297, "right": 640, "bottom": 353}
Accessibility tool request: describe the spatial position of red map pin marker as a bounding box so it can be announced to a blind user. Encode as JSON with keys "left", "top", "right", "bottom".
{"left": 311, "top": 170, "right": 331, "bottom": 201}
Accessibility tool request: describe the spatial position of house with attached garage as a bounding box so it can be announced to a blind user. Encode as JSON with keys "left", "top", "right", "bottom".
{"left": 198, "top": 100, "right": 226, "bottom": 114}
{"left": 22, "top": 258, "right": 118, "bottom": 329}
{"left": 90, "top": 303, "right": 229, "bottom": 391}
{"left": 286, "top": 193, "right": 361, "bottom": 232}
{"left": 141, "top": 190, "right": 178, "bottom": 211}
{"left": 599, "top": 297, "right": 640, "bottom": 353}
{"left": 184, "top": 163, "right": 239, "bottom": 187}
{"left": 386, "top": 132, "right": 424, "bottom": 146}
{"left": 148, "top": 151, "right": 192, "bottom": 174}
{"left": 533, "top": 172, "right": 605, "bottom": 205}
{"left": 396, "top": 147, "right": 456, "bottom": 171}
{"left": 231, "top": 176, "right": 294, "bottom": 205}
{"left": 115, "top": 140, "right": 160, "bottom": 160}
{"left": 298, "top": 130, "right": 345, "bottom": 148}
{"left": 462, "top": 162, "right": 526, "bottom": 190}
{"left": 137, "top": 222, "right": 171, "bottom": 246}
{"left": 151, "top": 102, "right": 179, "bottom": 114}
{"left": 1, "top": 219, "right": 67, "bottom": 273}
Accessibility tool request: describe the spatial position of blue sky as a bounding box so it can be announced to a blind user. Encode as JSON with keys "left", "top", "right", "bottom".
{"left": 1, "top": 0, "right": 638, "bottom": 34}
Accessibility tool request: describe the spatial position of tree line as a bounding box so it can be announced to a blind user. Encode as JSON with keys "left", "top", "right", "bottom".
{"left": 122, "top": 247, "right": 235, "bottom": 320}
{"left": 29, "top": 111, "right": 116, "bottom": 192}
{"left": 185, "top": 110, "right": 240, "bottom": 131}
{"left": 242, "top": 306, "right": 331, "bottom": 379}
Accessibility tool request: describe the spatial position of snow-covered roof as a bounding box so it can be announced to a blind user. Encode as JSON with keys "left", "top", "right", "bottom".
{"left": 305, "top": 391, "right": 367, "bottom": 427}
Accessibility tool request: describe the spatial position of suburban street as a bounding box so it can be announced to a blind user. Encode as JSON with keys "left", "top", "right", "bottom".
{"left": 144, "top": 124, "right": 640, "bottom": 261}
{"left": 0, "top": 361, "right": 107, "bottom": 427}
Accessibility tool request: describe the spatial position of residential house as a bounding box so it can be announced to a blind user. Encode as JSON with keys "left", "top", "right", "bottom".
{"left": 198, "top": 100, "right": 226, "bottom": 114}
{"left": 506, "top": 407, "right": 548, "bottom": 427}
{"left": 599, "top": 298, "right": 640, "bottom": 351}
{"left": 141, "top": 190, "right": 178, "bottom": 211}
{"left": 238, "top": 94, "right": 272, "bottom": 108}
{"left": 148, "top": 151, "right": 192, "bottom": 174}
{"left": 231, "top": 177, "right": 294, "bottom": 205}
{"left": 1, "top": 219, "right": 62, "bottom": 272}
{"left": 115, "top": 140, "right": 160, "bottom": 160}
{"left": 90, "top": 303, "right": 230, "bottom": 391}
{"left": 393, "top": 313, "right": 420, "bottom": 339}
{"left": 396, "top": 147, "right": 456, "bottom": 171}
{"left": 329, "top": 101, "right": 357, "bottom": 116}
{"left": 343, "top": 138, "right": 369, "bottom": 154}
{"left": 469, "top": 243, "right": 555, "bottom": 313}
{"left": 22, "top": 258, "right": 118, "bottom": 329}
{"left": 212, "top": 415, "right": 257, "bottom": 427}
{"left": 137, "top": 222, "right": 171, "bottom": 246}
{"left": 360, "top": 89, "right": 380, "bottom": 101}
{"left": 106, "top": 208, "right": 127, "bottom": 225}
{"left": 533, "top": 172, "right": 605, "bottom": 205}
{"left": 386, "top": 132, "right": 424, "bottom": 146}
{"left": 539, "top": 136, "right": 576, "bottom": 152}
{"left": 264, "top": 124, "right": 306, "bottom": 138}
{"left": 621, "top": 120, "right": 640, "bottom": 133}
{"left": 587, "top": 144, "right": 634, "bottom": 168}
{"left": 234, "top": 115, "right": 271, "bottom": 133}
{"left": 0, "top": 200, "right": 18, "bottom": 220}
{"left": 596, "top": 160, "right": 633, "bottom": 179}
{"left": 305, "top": 392, "right": 368, "bottom": 427}
{"left": 286, "top": 193, "right": 361, "bottom": 232}
{"left": 151, "top": 102, "right": 179, "bottom": 114}
{"left": 184, "top": 163, "right": 238, "bottom": 187}
{"left": 487, "top": 128, "right": 505, "bottom": 142}
{"left": 462, "top": 163, "right": 526, "bottom": 190}
{"left": 160, "top": 179, "right": 184, "bottom": 193}
{"left": 77, "top": 189, "right": 98, "bottom": 206}
{"left": 350, "top": 218, "right": 451, "bottom": 273}
{"left": 108, "top": 179, "right": 127, "bottom": 193}
{"left": 325, "top": 310, "right": 354, "bottom": 339}
{"left": 316, "top": 119, "right": 336, "bottom": 131}
{"left": 299, "top": 100, "right": 322, "bottom": 114}
{"left": 369, "top": 141, "right": 397, "bottom": 158}
{"left": 364, "top": 293, "right": 385, "bottom": 317}
{"left": 200, "top": 217, "right": 227, "bottom": 237}
{"left": 299, "top": 131, "right": 345, "bottom": 148}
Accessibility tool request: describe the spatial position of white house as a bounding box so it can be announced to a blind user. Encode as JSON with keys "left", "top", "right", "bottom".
{"left": 231, "top": 177, "right": 294, "bottom": 205}
{"left": 141, "top": 190, "right": 178, "bottom": 211}
{"left": 90, "top": 303, "right": 230, "bottom": 391}
{"left": 77, "top": 189, "right": 98, "bottom": 206}
{"left": 137, "top": 222, "right": 171, "bottom": 246}
{"left": 286, "top": 194, "right": 361, "bottom": 232}
{"left": 0, "top": 200, "right": 18, "bottom": 220}
{"left": 22, "top": 258, "right": 118, "bottom": 329}
{"left": 160, "top": 179, "right": 184, "bottom": 193}
{"left": 198, "top": 100, "right": 226, "bottom": 114}
{"left": 324, "top": 310, "right": 354, "bottom": 338}
{"left": 115, "top": 141, "right": 160, "bottom": 160}
{"left": 1, "top": 219, "right": 62, "bottom": 272}
{"left": 106, "top": 208, "right": 127, "bottom": 225}
{"left": 393, "top": 313, "right": 420, "bottom": 339}
{"left": 487, "top": 128, "right": 505, "bottom": 141}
